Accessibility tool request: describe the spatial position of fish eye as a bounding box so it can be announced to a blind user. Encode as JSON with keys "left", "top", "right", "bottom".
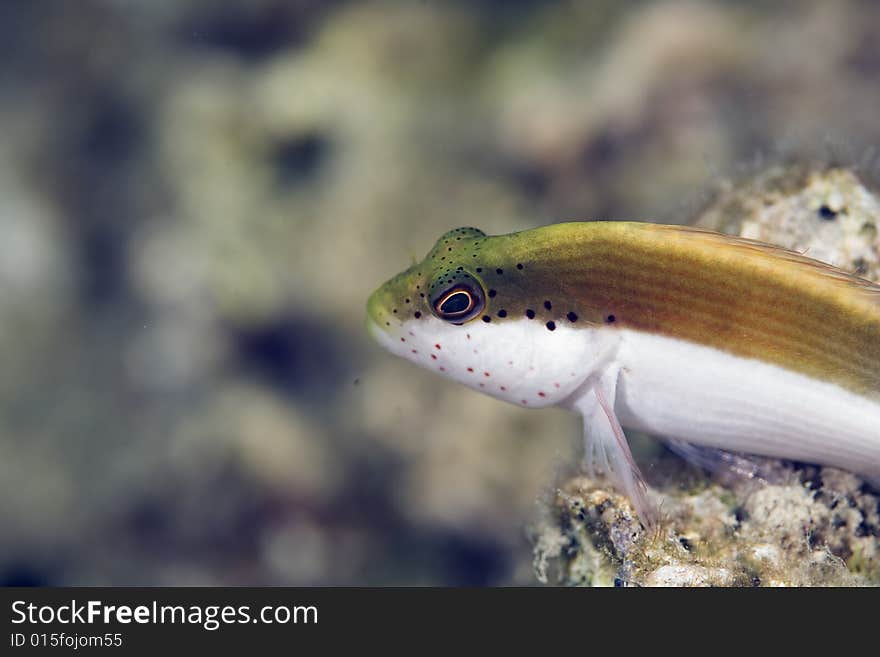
{"left": 432, "top": 284, "right": 485, "bottom": 323}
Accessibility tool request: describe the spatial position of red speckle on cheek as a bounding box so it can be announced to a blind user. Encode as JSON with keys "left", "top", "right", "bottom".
{"left": 430, "top": 354, "right": 437, "bottom": 360}
{"left": 500, "top": 386, "right": 507, "bottom": 391}
{"left": 466, "top": 334, "right": 471, "bottom": 340}
{"left": 521, "top": 399, "right": 528, "bottom": 405}
{"left": 483, "top": 372, "right": 490, "bottom": 377}
{"left": 439, "top": 366, "right": 446, "bottom": 372}
{"left": 435, "top": 344, "right": 441, "bottom": 350}
{"left": 538, "top": 392, "right": 546, "bottom": 398}
{"left": 466, "top": 367, "right": 474, "bottom": 373}
{"left": 554, "top": 383, "right": 560, "bottom": 388}
{"left": 479, "top": 383, "right": 485, "bottom": 388}
{"left": 400, "top": 338, "right": 406, "bottom": 342}
{"left": 411, "top": 349, "right": 418, "bottom": 354}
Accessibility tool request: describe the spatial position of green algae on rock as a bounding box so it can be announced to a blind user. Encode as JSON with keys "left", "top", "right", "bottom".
{"left": 535, "top": 466, "right": 879, "bottom": 587}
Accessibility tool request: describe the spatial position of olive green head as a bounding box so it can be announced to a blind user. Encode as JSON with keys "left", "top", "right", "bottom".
{"left": 366, "top": 227, "right": 491, "bottom": 333}
{"left": 366, "top": 223, "right": 600, "bottom": 347}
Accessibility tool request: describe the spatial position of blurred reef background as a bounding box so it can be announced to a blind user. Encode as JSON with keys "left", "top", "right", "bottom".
{"left": 2, "top": 0, "right": 880, "bottom": 585}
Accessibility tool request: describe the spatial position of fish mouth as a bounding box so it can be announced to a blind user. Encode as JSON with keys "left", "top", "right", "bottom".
{"left": 365, "top": 317, "right": 396, "bottom": 350}
{"left": 365, "top": 317, "right": 384, "bottom": 340}
{"left": 366, "top": 286, "right": 398, "bottom": 346}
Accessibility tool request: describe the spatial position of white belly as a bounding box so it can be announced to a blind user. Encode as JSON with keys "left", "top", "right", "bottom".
{"left": 614, "top": 329, "right": 880, "bottom": 481}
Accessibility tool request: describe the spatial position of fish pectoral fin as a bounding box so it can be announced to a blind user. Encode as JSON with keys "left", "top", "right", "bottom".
{"left": 662, "top": 438, "right": 773, "bottom": 485}
{"left": 572, "top": 367, "right": 657, "bottom": 526}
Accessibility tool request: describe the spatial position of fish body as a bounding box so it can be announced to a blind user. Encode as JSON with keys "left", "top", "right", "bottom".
{"left": 366, "top": 221, "right": 880, "bottom": 520}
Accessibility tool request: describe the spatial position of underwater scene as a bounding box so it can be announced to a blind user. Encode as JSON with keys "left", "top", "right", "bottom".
{"left": 1, "top": 0, "right": 879, "bottom": 586}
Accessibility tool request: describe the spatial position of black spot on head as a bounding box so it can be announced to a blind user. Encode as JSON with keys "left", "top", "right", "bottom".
{"left": 404, "top": 298, "right": 410, "bottom": 303}
{"left": 818, "top": 205, "right": 838, "bottom": 220}
{"left": 414, "top": 311, "right": 422, "bottom": 318}
{"left": 525, "top": 309, "right": 535, "bottom": 319}
{"left": 567, "top": 312, "right": 578, "bottom": 322}
{"left": 482, "top": 315, "right": 491, "bottom": 323}
{"left": 497, "top": 309, "right": 507, "bottom": 317}
{"left": 496, "top": 268, "right": 503, "bottom": 275}
{"left": 476, "top": 267, "right": 483, "bottom": 272}
{"left": 516, "top": 263, "right": 524, "bottom": 270}
{"left": 488, "top": 289, "right": 496, "bottom": 298}
{"left": 544, "top": 300, "right": 552, "bottom": 310}
{"left": 606, "top": 314, "right": 616, "bottom": 323}
{"left": 546, "top": 321, "right": 556, "bottom": 331}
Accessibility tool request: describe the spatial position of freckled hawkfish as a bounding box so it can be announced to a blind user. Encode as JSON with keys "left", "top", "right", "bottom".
{"left": 366, "top": 221, "right": 880, "bottom": 523}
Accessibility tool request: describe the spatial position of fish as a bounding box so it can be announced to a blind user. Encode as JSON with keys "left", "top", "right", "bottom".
{"left": 366, "top": 221, "right": 880, "bottom": 523}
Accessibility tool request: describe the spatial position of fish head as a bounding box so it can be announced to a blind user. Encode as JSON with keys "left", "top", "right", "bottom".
{"left": 367, "top": 226, "right": 605, "bottom": 407}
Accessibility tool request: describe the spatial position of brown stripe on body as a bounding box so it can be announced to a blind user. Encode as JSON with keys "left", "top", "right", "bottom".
{"left": 501, "top": 222, "right": 880, "bottom": 397}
